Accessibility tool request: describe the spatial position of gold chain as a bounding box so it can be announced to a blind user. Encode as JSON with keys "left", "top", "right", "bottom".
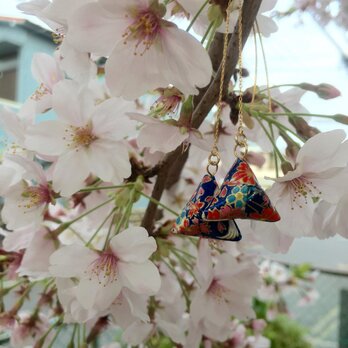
{"left": 234, "top": 0, "right": 248, "bottom": 159}
{"left": 207, "top": 0, "right": 234, "bottom": 176}
{"left": 207, "top": 0, "right": 247, "bottom": 176}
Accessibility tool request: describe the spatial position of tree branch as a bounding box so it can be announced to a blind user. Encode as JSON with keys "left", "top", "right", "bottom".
{"left": 141, "top": 0, "right": 263, "bottom": 232}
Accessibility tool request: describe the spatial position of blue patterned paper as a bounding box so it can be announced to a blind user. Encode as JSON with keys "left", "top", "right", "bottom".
{"left": 203, "top": 158, "right": 281, "bottom": 222}
{"left": 173, "top": 174, "right": 241, "bottom": 241}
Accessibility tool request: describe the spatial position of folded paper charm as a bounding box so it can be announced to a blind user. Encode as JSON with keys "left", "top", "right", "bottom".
{"left": 173, "top": 174, "right": 241, "bottom": 241}
{"left": 203, "top": 158, "right": 281, "bottom": 222}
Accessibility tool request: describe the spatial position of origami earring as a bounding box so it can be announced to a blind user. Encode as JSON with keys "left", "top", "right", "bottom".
{"left": 203, "top": 157, "right": 280, "bottom": 222}
{"left": 203, "top": 0, "right": 280, "bottom": 224}
{"left": 173, "top": 0, "right": 280, "bottom": 241}
{"left": 173, "top": 0, "right": 242, "bottom": 242}
{"left": 173, "top": 173, "right": 241, "bottom": 241}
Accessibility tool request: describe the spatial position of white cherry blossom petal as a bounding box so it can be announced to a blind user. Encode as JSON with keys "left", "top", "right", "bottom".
{"left": 52, "top": 80, "right": 87, "bottom": 126}
{"left": 68, "top": 2, "right": 124, "bottom": 56}
{"left": 118, "top": 260, "right": 161, "bottom": 295}
{"left": 75, "top": 277, "right": 100, "bottom": 310}
{"left": 49, "top": 244, "right": 97, "bottom": 278}
{"left": 296, "top": 129, "right": 347, "bottom": 173}
{"left": 25, "top": 120, "right": 68, "bottom": 156}
{"left": 52, "top": 149, "right": 90, "bottom": 196}
{"left": 161, "top": 26, "right": 212, "bottom": 95}
{"left": 110, "top": 227, "right": 157, "bottom": 263}
{"left": 31, "top": 53, "right": 63, "bottom": 90}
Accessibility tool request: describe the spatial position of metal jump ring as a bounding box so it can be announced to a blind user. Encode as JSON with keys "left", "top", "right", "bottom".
{"left": 208, "top": 153, "right": 220, "bottom": 166}
{"left": 207, "top": 163, "right": 219, "bottom": 177}
{"left": 234, "top": 142, "right": 248, "bottom": 159}
{"left": 235, "top": 132, "right": 247, "bottom": 145}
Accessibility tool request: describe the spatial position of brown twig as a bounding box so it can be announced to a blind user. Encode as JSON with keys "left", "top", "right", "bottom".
{"left": 141, "top": 0, "right": 263, "bottom": 233}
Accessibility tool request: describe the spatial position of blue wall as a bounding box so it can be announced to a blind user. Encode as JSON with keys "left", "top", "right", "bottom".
{"left": 0, "top": 22, "right": 55, "bottom": 103}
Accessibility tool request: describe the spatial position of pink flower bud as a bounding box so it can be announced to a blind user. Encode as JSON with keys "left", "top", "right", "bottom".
{"left": 299, "top": 82, "right": 341, "bottom": 99}
{"left": 333, "top": 114, "right": 348, "bottom": 125}
{"left": 316, "top": 83, "right": 341, "bottom": 99}
{"left": 246, "top": 151, "right": 266, "bottom": 168}
{"left": 252, "top": 319, "right": 267, "bottom": 333}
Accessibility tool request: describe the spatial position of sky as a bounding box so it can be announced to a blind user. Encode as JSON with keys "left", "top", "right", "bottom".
{"left": 1, "top": 0, "right": 348, "bottom": 270}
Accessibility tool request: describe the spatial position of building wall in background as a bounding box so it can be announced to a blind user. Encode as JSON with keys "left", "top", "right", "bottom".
{"left": 0, "top": 20, "right": 54, "bottom": 105}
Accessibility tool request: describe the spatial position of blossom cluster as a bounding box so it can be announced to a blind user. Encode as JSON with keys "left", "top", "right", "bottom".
{"left": 0, "top": 0, "right": 346, "bottom": 346}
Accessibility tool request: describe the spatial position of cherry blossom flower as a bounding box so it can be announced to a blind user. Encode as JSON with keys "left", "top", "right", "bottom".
{"left": 189, "top": 240, "right": 260, "bottom": 342}
{"left": 155, "top": 296, "right": 188, "bottom": 344}
{"left": 120, "top": 288, "right": 188, "bottom": 347}
{"left": 129, "top": 112, "right": 209, "bottom": 154}
{"left": 132, "top": 262, "right": 190, "bottom": 345}
{"left": 312, "top": 196, "right": 348, "bottom": 239}
{"left": 298, "top": 288, "right": 320, "bottom": 307}
{"left": 110, "top": 289, "right": 150, "bottom": 329}
{"left": 18, "top": 228, "right": 57, "bottom": 279}
{"left": 232, "top": 220, "right": 294, "bottom": 254}
{"left": 10, "top": 312, "right": 52, "bottom": 348}
{"left": 109, "top": 290, "right": 158, "bottom": 345}
{"left": 18, "top": 0, "right": 97, "bottom": 83}
{"left": 25, "top": 80, "right": 135, "bottom": 196}
{"left": 2, "top": 226, "right": 57, "bottom": 279}
{"left": 150, "top": 87, "right": 184, "bottom": 117}
{"left": 262, "top": 129, "right": 348, "bottom": 237}
{"left": 55, "top": 278, "right": 99, "bottom": 323}
{"left": 121, "top": 301, "right": 188, "bottom": 346}
{"left": 259, "top": 260, "right": 289, "bottom": 283}
{"left": 67, "top": 0, "right": 213, "bottom": 99}
{"left": 0, "top": 106, "right": 35, "bottom": 157}
{"left": 49, "top": 227, "right": 161, "bottom": 312}
{"left": 30, "top": 53, "right": 64, "bottom": 113}
{"left": 1, "top": 156, "right": 54, "bottom": 230}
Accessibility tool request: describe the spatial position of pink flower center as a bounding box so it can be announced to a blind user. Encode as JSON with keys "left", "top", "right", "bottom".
{"left": 207, "top": 278, "right": 229, "bottom": 303}
{"left": 288, "top": 176, "right": 322, "bottom": 209}
{"left": 88, "top": 252, "right": 118, "bottom": 287}
{"left": 19, "top": 184, "right": 51, "bottom": 211}
{"left": 123, "top": 7, "right": 162, "bottom": 55}
{"left": 151, "top": 91, "right": 183, "bottom": 117}
{"left": 63, "top": 124, "right": 97, "bottom": 149}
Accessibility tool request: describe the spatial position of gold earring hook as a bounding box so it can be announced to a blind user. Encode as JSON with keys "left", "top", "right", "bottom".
{"left": 207, "top": 0, "right": 235, "bottom": 176}
{"left": 234, "top": 0, "right": 248, "bottom": 160}
{"left": 207, "top": 0, "right": 248, "bottom": 176}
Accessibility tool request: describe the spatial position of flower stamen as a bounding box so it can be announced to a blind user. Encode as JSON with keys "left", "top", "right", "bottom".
{"left": 207, "top": 278, "right": 230, "bottom": 304}
{"left": 289, "top": 176, "right": 322, "bottom": 209}
{"left": 63, "top": 124, "right": 97, "bottom": 150}
{"left": 122, "top": 9, "right": 162, "bottom": 56}
{"left": 18, "top": 185, "right": 52, "bottom": 213}
{"left": 87, "top": 252, "right": 118, "bottom": 287}
{"left": 31, "top": 83, "right": 51, "bottom": 101}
